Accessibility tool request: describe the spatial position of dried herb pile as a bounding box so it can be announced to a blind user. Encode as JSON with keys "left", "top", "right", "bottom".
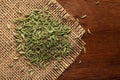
{"left": 14, "top": 10, "right": 71, "bottom": 67}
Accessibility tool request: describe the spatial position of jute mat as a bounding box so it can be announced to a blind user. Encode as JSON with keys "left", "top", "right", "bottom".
{"left": 0, "top": 0, "right": 85, "bottom": 80}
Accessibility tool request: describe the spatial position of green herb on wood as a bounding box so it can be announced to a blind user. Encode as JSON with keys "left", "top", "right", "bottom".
{"left": 8, "top": 63, "right": 14, "bottom": 68}
{"left": 76, "top": 18, "right": 80, "bottom": 22}
{"left": 96, "top": 1, "right": 100, "bottom": 5}
{"left": 83, "top": 47, "right": 86, "bottom": 53}
{"left": 79, "top": 60, "right": 82, "bottom": 64}
{"left": 87, "top": 29, "right": 92, "bottom": 35}
{"left": 81, "top": 14, "right": 87, "bottom": 19}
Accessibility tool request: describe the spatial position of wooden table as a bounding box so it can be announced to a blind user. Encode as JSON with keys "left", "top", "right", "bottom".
{"left": 56, "top": 0, "right": 120, "bottom": 80}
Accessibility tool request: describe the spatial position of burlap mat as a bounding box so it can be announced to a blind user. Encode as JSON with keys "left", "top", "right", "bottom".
{"left": 0, "top": 0, "right": 85, "bottom": 80}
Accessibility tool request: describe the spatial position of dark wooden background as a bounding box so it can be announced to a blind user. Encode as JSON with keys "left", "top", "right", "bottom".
{"left": 56, "top": 0, "right": 120, "bottom": 80}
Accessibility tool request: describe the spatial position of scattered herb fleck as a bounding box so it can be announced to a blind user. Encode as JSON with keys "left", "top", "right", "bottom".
{"left": 16, "top": 10, "right": 23, "bottom": 15}
{"left": 8, "top": 63, "right": 14, "bottom": 68}
{"left": 13, "top": 56, "right": 19, "bottom": 60}
{"left": 53, "top": 65, "right": 59, "bottom": 70}
{"left": 6, "top": 24, "right": 11, "bottom": 30}
{"left": 75, "top": 35, "right": 80, "bottom": 39}
{"left": 81, "top": 14, "right": 87, "bottom": 19}
{"left": 14, "top": 9, "right": 71, "bottom": 67}
{"left": 20, "top": 67, "right": 25, "bottom": 72}
{"left": 23, "top": 56, "right": 28, "bottom": 60}
{"left": 26, "top": 62, "right": 32, "bottom": 66}
{"left": 87, "top": 29, "right": 92, "bottom": 35}
{"left": 83, "top": 47, "right": 86, "bottom": 53}
{"left": 19, "top": 51, "right": 25, "bottom": 55}
{"left": 29, "top": 69, "right": 34, "bottom": 76}
{"left": 76, "top": 18, "right": 80, "bottom": 22}
{"left": 30, "top": 71, "right": 34, "bottom": 76}
{"left": 29, "top": 69, "right": 33, "bottom": 72}
{"left": 96, "top": 1, "right": 100, "bottom": 5}
{"left": 79, "top": 60, "right": 82, "bottom": 64}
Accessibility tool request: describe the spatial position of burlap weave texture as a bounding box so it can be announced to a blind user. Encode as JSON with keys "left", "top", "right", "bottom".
{"left": 0, "top": 0, "right": 85, "bottom": 80}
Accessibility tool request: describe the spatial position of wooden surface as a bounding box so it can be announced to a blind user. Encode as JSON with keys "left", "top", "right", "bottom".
{"left": 56, "top": 0, "right": 120, "bottom": 80}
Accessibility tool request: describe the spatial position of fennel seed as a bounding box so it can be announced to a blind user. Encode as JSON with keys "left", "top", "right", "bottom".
{"left": 8, "top": 63, "right": 14, "bottom": 68}
{"left": 29, "top": 69, "right": 34, "bottom": 76}
{"left": 81, "top": 14, "right": 87, "bottom": 19}
{"left": 20, "top": 67, "right": 25, "bottom": 73}
{"left": 96, "top": 1, "right": 100, "bottom": 5}
{"left": 76, "top": 18, "right": 80, "bottom": 22}
{"left": 83, "top": 47, "right": 86, "bottom": 53}
{"left": 87, "top": 29, "right": 92, "bottom": 35}
{"left": 79, "top": 60, "right": 82, "bottom": 64}
{"left": 6, "top": 24, "right": 11, "bottom": 30}
{"left": 13, "top": 56, "right": 19, "bottom": 60}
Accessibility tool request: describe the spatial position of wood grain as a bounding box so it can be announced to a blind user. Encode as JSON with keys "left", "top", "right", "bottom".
{"left": 56, "top": 0, "right": 120, "bottom": 80}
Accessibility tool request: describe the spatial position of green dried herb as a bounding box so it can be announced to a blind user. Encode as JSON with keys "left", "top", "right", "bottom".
{"left": 79, "top": 60, "right": 82, "bottom": 64}
{"left": 75, "top": 35, "right": 80, "bottom": 39}
{"left": 29, "top": 69, "right": 34, "bottom": 76}
{"left": 20, "top": 67, "right": 25, "bottom": 73}
{"left": 53, "top": 65, "right": 59, "bottom": 70}
{"left": 19, "top": 51, "right": 25, "bottom": 55}
{"left": 26, "top": 62, "right": 32, "bottom": 66}
{"left": 23, "top": 56, "right": 28, "bottom": 60}
{"left": 8, "top": 63, "right": 14, "bottom": 68}
{"left": 30, "top": 71, "right": 34, "bottom": 76}
{"left": 76, "top": 18, "right": 80, "bottom": 22}
{"left": 14, "top": 9, "right": 71, "bottom": 68}
{"left": 83, "top": 47, "right": 86, "bottom": 53}
{"left": 81, "top": 14, "right": 87, "bottom": 19}
{"left": 6, "top": 24, "right": 11, "bottom": 30}
{"left": 96, "top": 1, "right": 100, "bottom": 5}
{"left": 87, "top": 29, "right": 92, "bottom": 35}
{"left": 16, "top": 10, "right": 23, "bottom": 15}
{"left": 13, "top": 56, "right": 19, "bottom": 60}
{"left": 29, "top": 69, "right": 33, "bottom": 73}
{"left": 14, "top": 9, "right": 71, "bottom": 67}
{"left": 54, "top": 66, "right": 58, "bottom": 70}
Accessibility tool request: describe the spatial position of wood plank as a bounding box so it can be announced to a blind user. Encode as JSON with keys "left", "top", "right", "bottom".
{"left": 57, "top": 0, "right": 120, "bottom": 80}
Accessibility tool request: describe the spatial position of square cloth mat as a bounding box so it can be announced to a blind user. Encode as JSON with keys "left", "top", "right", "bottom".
{"left": 0, "top": 0, "right": 85, "bottom": 80}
